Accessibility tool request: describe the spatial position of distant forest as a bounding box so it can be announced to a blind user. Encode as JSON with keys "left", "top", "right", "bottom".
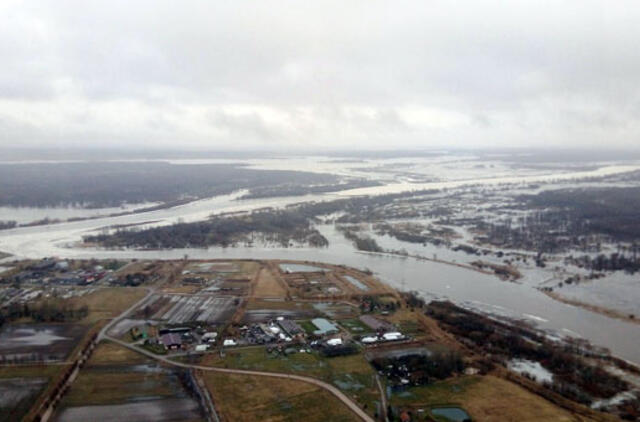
{"left": 521, "top": 187, "right": 640, "bottom": 242}
{"left": 0, "top": 162, "right": 338, "bottom": 208}
{"left": 477, "top": 187, "right": 640, "bottom": 253}
{"left": 84, "top": 208, "right": 330, "bottom": 248}
{"left": 83, "top": 191, "right": 445, "bottom": 249}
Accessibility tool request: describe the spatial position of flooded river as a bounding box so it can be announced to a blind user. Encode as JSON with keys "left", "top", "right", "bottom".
{"left": 1, "top": 163, "right": 640, "bottom": 364}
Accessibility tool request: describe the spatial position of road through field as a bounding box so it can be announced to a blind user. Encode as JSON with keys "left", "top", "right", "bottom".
{"left": 105, "top": 335, "right": 375, "bottom": 422}
{"left": 95, "top": 285, "right": 375, "bottom": 422}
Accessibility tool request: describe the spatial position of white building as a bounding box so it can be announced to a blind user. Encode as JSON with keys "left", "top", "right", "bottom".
{"left": 327, "top": 338, "right": 343, "bottom": 346}
{"left": 382, "top": 332, "right": 403, "bottom": 341}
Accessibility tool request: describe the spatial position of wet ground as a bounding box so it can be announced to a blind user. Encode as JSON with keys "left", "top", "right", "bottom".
{"left": 2, "top": 157, "right": 640, "bottom": 363}
{"left": 0, "top": 323, "right": 87, "bottom": 362}
{"left": 54, "top": 362, "right": 205, "bottom": 422}
{"left": 54, "top": 397, "right": 202, "bottom": 422}
{"left": 0, "top": 377, "right": 47, "bottom": 422}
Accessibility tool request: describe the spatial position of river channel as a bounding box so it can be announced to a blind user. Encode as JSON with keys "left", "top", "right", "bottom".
{"left": 1, "top": 164, "right": 640, "bottom": 364}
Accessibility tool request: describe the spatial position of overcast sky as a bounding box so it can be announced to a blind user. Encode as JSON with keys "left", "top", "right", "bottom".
{"left": 1, "top": 1, "right": 639, "bottom": 151}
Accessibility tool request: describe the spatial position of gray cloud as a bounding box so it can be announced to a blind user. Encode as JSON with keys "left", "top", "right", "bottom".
{"left": 1, "top": 0, "right": 639, "bottom": 150}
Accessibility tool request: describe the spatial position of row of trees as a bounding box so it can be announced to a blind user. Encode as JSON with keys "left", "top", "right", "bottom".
{"left": 0, "top": 161, "right": 338, "bottom": 208}
{"left": 426, "top": 301, "right": 629, "bottom": 403}
{"left": 371, "top": 351, "right": 463, "bottom": 387}
{"left": 568, "top": 252, "right": 640, "bottom": 274}
{"left": 85, "top": 208, "right": 329, "bottom": 249}
{"left": 336, "top": 226, "right": 384, "bottom": 252}
{"left": 0, "top": 302, "right": 88, "bottom": 328}
{"left": 476, "top": 187, "right": 640, "bottom": 254}
{"left": 240, "top": 178, "right": 380, "bottom": 199}
{"left": 374, "top": 222, "right": 453, "bottom": 247}
{"left": 0, "top": 220, "right": 17, "bottom": 230}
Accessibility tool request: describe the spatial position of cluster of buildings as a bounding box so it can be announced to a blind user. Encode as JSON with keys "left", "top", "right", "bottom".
{"left": 361, "top": 331, "right": 405, "bottom": 344}
{"left": 5, "top": 258, "right": 109, "bottom": 286}
{"left": 141, "top": 308, "right": 408, "bottom": 358}
{"left": 154, "top": 326, "right": 219, "bottom": 351}
{"left": 234, "top": 317, "right": 305, "bottom": 346}
{"left": 151, "top": 318, "right": 307, "bottom": 353}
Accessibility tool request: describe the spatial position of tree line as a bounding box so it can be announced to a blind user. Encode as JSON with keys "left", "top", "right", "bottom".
{"left": 0, "top": 301, "right": 89, "bottom": 328}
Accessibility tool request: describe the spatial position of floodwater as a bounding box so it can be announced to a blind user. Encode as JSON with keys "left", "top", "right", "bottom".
{"left": 39, "top": 228, "right": 640, "bottom": 363}
{"left": 337, "top": 164, "right": 640, "bottom": 196}
{"left": 54, "top": 397, "right": 202, "bottom": 422}
{"left": 430, "top": 407, "right": 471, "bottom": 422}
{"left": 0, "top": 324, "right": 86, "bottom": 362}
{"left": 558, "top": 272, "right": 640, "bottom": 316}
{"left": 0, "top": 377, "right": 47, "bottom": 409}
{"left": 2, "top": 161, "right": 640, "bottom": 364}
{"left": 0, "top": 325, "right": 70, "bottom": 348}
{"left": 507, "top": 359, "right": 554, "bottom": 384}
{"left": 0, "top": 202, "right": 161, "bottom": 225}
{"left": 343, "top": 275, "right": 370, "bottom": 291}
{"left": 279, "top": 263, "right": 326, "bottom": 273}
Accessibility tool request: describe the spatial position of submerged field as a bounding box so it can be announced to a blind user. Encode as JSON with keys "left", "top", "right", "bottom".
{"left": 0, "top": 323, "right": 87, "bottom": 362}
{"left": 0, "top": 365, "right": 61, "bottom": 422}
{"left": 54, "top": 342, "right": 204, "bottom": 422}
{"left": 1, "top": 258, "right": 636, "bottom": 421}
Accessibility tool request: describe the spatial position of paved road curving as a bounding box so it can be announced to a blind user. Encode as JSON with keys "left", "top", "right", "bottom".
{"left": 98, "top": 287, "right": 156, "bottom": 341}
{"left": 99, "top": 286, "right": 375, "bottom": 422}
{"left": 106, "top": 335, "right": 375, "bottom": 422}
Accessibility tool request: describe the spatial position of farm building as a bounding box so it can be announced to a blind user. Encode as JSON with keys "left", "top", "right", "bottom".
{"left": 195, "top": 344, "right": 210, "bottom": 352}
{"left": 327, "top": 338, "right": 343, "bottom": 346}
{"left": 382, "top": 332, "right": 404, "bottom": 341}
{"left": 278, "top": 319, "right": 303, "bottom": 336}
{"left": 359, "top": 315, "right": 395, "bottom": 332}
{"left": 160, "top": 333, "right": 182, "bottom": 350}
{"left": 202, "top": 332, "right": 218, "bottom": 343}
{"left": 311, "top": 318, "right": 339, "bottom": 335}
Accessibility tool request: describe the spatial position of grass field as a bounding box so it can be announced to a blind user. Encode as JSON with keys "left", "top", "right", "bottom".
{"left": 61, "top": 370, "right": 179, "bottom": 406}
{"left": 299, "top": 319, "right": 319, "bottom": 335}
{"left": 200, "top": 347, "right": 380, "bottom": 416}
{"left": 161, "top": 285, "right": 202, "bottom": 294}
{"left": 68, "top": 287, "right": 147, "bottom": 322}
{"left": 237, "top": 261, "right": 260, "bottom": 278}
{"left": 86, "top": 341, "right": 149, "bottom": 366}
{"left": 391, "top": 375, "right": 583, "bottom": 422}
{"left": 253, "top": 268, "right": 288, "bottom": 298}
{"left": 214, "top": 346, "right": 365, "bottom": 378}
{"left": 383, "top": 308, "right": 426, "bottom": 336}
{"left": 202, "top": 372, "right": 359, "bottom": 422}
{"left": 0, "top": 364, "right": 63, "bottom": 379}
{"left": 339, "top": 318, "right": 371, "bottom": 334}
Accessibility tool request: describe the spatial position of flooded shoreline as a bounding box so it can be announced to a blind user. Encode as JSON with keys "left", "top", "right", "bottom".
{"left": 5, "top": 239, "right": 639, "bottom": 364}
{"left": 2, "top": 161, "right": 640, "bottom": 364}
